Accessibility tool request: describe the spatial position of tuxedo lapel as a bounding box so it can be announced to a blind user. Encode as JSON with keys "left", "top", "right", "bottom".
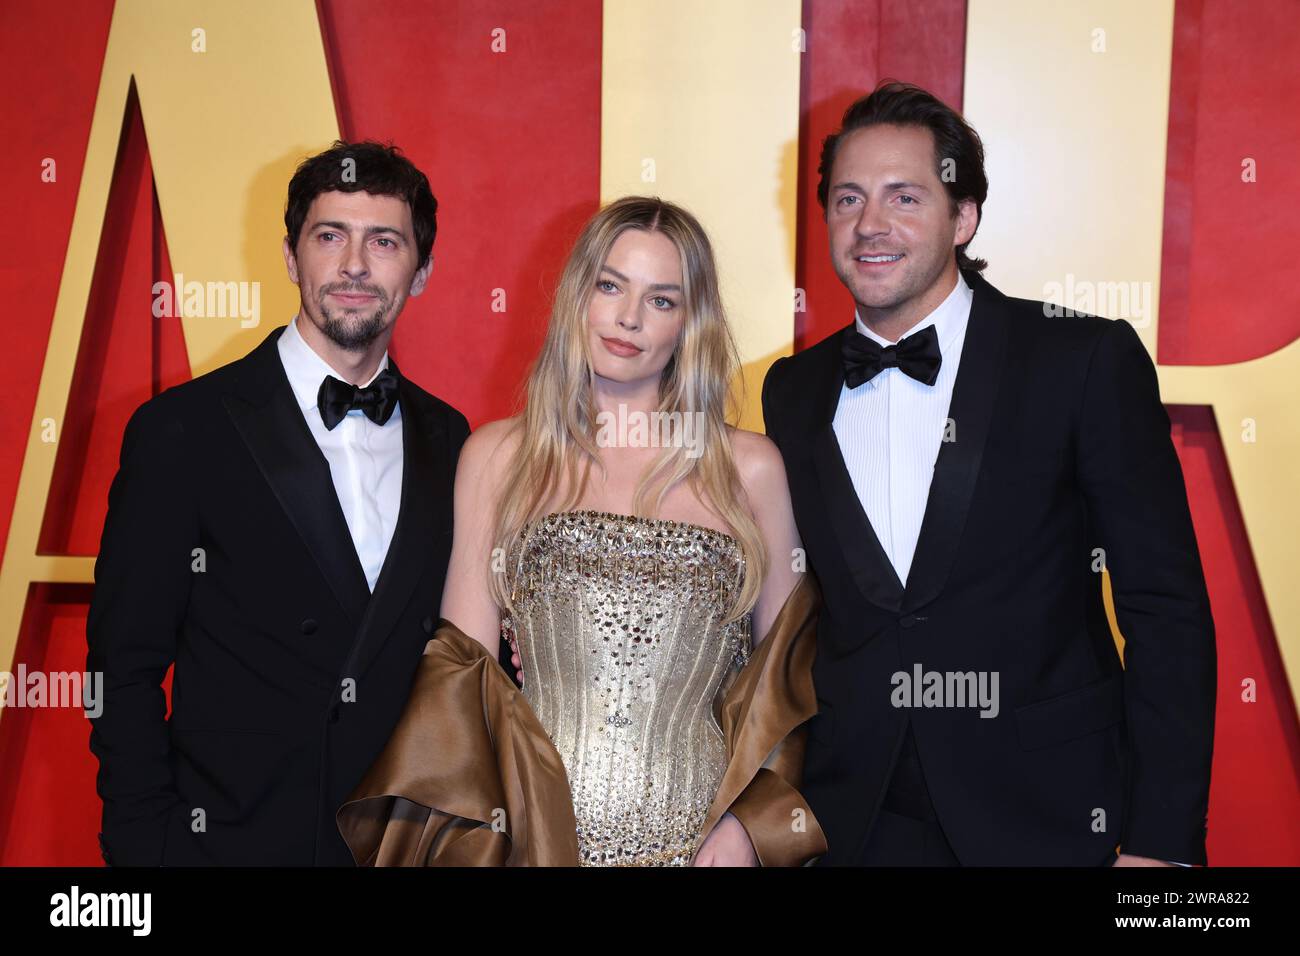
{"left": 223, "top": 328, "right": 371, "bottom": 629}
{"left": 809, "top": 325, "right": 906, "bottom": 612}
{"left": 901, "top": 272, "right": 1011, "bottom": 613}
{"left": 344, "top": 367, "right": 453, "bottom": 683}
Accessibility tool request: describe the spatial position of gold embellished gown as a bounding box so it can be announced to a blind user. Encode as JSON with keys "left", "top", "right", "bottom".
{"left": 336, "top": 511, "right": 827, "bottom": 867}
{"left": 506, "top": 510, "right": 752, "bottom": 866}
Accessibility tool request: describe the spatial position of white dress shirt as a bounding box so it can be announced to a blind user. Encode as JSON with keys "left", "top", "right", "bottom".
{"left": 277, "top": 315, "right": 404, "bottom": 591}
{"left": 831, "top": 274, "right": 973, "bottom": 587}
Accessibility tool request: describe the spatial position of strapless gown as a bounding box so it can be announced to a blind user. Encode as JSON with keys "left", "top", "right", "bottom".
{"left": 504, "top": 510, "right": 751, "bottom": 866}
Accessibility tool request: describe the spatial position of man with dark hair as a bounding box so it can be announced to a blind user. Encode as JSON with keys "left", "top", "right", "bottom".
{"left": 88, "top": 140, "right": 469, "bottom": 865}
{"left": 763, "top": 82, "right": 1216, "bottom": 865}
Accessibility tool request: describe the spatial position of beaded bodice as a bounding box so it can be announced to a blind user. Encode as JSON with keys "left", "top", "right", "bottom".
{"left": 505, "top": 509, "right": 750, "bottom": 866}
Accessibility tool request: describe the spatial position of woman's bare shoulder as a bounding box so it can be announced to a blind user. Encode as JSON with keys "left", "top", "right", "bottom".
{"left": 461, "top": 414, "right": 524, "bottom": 471}
{"left": 725, "top": 425, "right": 787, "bottom": 489}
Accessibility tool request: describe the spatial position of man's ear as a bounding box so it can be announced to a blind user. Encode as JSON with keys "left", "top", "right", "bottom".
{"left": 282, "top": 236, "right": 301, "bottom": 285}
{"left": 409, "top": 255, "right": 434, "bottom": 297}
{"left": 954, "top": 199, "right": 978, "bottom": 248}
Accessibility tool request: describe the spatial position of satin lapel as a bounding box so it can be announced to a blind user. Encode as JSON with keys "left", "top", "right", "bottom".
{"left": 344, "top": 370, "right": 452, "bottom": 683}
{"left": 223, "top": 328, "right": 371, "bottom": 629}
{"left": 810, "top": 325, "right": 905, "bottom": 612}
{"left": 901, "top": 278, "right": 1010, "bottom": 614}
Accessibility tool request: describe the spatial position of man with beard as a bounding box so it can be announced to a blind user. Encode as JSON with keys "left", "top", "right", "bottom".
{"left": 88, "top": 141, "right": 470, "bottom": 865}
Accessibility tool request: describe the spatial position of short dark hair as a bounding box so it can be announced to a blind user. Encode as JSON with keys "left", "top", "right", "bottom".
{"left": 816, "top": 81, "right": 988, "bottom": 272}
{"left": 284, "top": 140, "right": 438, "bottom": 271}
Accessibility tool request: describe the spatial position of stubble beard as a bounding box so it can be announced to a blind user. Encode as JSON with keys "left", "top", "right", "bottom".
{"left": 837, "top": 247, "right": 948, "bottom": 325}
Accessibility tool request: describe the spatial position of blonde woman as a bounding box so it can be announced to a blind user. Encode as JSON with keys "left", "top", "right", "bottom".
{"left": 337, "top": 197, "right": 825, "bottom": 867}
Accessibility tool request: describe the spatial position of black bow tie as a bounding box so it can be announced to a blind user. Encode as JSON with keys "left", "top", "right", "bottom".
{"left": 841, "top": 323, "right": 942, "bottom": 389}
{"left": 317, "top": 367, "right": 400, "bottom": 430}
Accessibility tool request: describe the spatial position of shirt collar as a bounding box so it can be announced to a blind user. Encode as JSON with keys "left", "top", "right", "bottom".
{"left": 853, "top": 271, "right": 973, "bottom": 358}
{"left": 277, "top": 314, "right": 391, "bottom": 412}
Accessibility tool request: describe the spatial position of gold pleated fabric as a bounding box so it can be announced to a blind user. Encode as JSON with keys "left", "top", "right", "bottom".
{"left": 335, "top": 574, "right": 826, "bottom": 866}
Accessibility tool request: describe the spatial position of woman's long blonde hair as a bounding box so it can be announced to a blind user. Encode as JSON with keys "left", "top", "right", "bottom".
{"left": 488, "top": 196, "right": 766, "bottom": 625}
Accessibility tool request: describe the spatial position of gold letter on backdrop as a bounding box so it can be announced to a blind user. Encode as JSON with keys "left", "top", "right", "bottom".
{"left": 600, "top": 0, "right": 803, "bottom": 432}
{"left": 964, "top": 0, "right": 1300, "bottom": 709}
{"left": 0, "top": 0, "right": 339, "bottom": 730}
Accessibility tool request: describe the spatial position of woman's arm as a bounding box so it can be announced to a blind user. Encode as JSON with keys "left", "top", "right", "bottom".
{"left": 438, "top": 417, "right": 519, "bottom": 658}
{"left": 732, "top": 428, "right": 804, "bottom": 647}
{"left": 692, "top": 429, "right": 807, "bottom": 867}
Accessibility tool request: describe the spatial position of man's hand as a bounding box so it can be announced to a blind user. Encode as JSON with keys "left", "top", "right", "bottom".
{"left": 691, "top": 812, "right": 759, "bottom": 867}
{"left": 1114, "top": 853, "right": 1177, "bottom": 867}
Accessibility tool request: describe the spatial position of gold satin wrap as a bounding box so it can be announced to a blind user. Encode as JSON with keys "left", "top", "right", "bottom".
{"left": 336, "top": 575, "right": 826, "bottom": 866}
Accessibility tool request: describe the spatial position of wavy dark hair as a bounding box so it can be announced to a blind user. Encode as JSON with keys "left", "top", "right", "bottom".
{"left": 284, "top": 140, "right": 438, "bottom": 270}
{"left": 816, "top": 81, "right": 988, "bottom": 272}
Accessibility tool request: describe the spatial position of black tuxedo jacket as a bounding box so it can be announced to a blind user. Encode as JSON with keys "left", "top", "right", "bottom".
{"left": 87, "top": 326, "right": 469, "bottom": 865}
{"left": 762, "top": 270, "right": 1216, "bottom": 865}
